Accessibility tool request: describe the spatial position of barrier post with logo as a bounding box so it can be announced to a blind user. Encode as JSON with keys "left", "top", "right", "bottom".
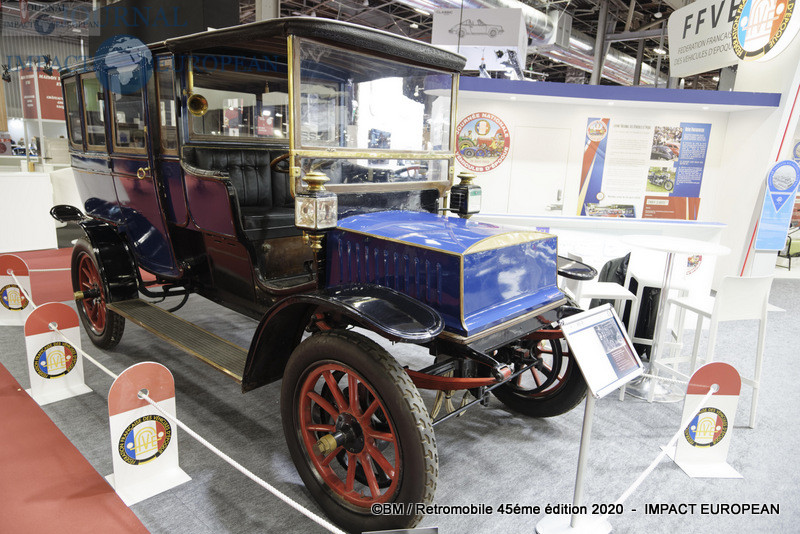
{"left": 24, "top": 302, "right": 92, "bottom": 405}
{"left": 666, "top": 362, "right": 743, "bottom": 478}
{"left": 107, "top": 362, "right": 191, "bottom": 505}
{"left": 0, "top": 254, "right": 33, "bottom": 326}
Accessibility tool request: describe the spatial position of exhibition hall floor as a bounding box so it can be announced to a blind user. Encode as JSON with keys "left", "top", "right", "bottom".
{"left": 0, "top": 279, "right": 797, "bottom": 533}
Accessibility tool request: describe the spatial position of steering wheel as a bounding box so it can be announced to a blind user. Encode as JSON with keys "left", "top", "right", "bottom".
{"left": 270, "top": 153, "right": 291, "bottom": 174}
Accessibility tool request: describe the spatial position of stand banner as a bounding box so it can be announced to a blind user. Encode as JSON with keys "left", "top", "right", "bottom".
{"left": 0, "top": 254, "right": 32, "bottom": 326}
{"left": 106, "top": 362, "right": 191, "bottom": 505}
{"left": 672, "top": 362, "right": 742, "bottom": 478}
{"left": 24, "top": 302, "right": 92, "bottom": 405}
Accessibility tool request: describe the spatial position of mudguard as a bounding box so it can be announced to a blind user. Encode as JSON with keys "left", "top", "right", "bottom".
{"left": 76, "top": 218, "right": 139, "bottom": 303}
{"left": 241, "top": 284, "right": 444, "bottom": 392}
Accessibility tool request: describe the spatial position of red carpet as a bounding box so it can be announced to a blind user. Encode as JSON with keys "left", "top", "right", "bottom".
{"left": 0, "top": 363, "right": 149, "bottom": 533}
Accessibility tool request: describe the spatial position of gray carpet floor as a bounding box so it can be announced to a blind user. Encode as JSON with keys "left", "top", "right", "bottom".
{"left": 1, "top": 280, "right": 798, "bottom": 534}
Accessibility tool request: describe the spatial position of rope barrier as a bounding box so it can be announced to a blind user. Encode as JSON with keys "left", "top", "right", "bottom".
{"left": 641, "top": 373, "right": 691, "bottom": 386}
{"left": 29, "top": 268, "right": 71, "bottom": 272}
{"left": 592, "top": 383, "right": 719, "bottom": 527}
{"left": 5, "top": 267, "right": 345, "bottom": 534}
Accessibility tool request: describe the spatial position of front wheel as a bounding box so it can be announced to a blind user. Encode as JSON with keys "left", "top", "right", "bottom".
{"left": 493, "top": 337, "right": 587, "bottom": 417}
{"left": 664, "top": 179, "right": 674, "bottom": 191}
{"left": 71, "top": 238, "right": 125, "bottom": 349}
{"left": 281, "top": 330, "right": 437, "bottom": 533}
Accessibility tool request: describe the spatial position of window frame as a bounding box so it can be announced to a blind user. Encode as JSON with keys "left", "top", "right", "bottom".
{"left": 109, "top": 86, "right": 148, "bottom": 155}
{"left": 155, "top": 55, "right": 179, "bottom": 156}
{"left": 63, "top": 76, "right": 85, "bottom": 150}
{"left": 80, "top": 73, "right": 109, "bottom": 152}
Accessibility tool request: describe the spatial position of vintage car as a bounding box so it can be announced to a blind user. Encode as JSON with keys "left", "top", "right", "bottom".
{"left": 52, "top": 17, "right": 592, "bottom": 533}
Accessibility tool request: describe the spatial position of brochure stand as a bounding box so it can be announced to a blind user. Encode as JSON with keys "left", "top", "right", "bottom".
{"left": 537, "top": 305, "right": 644, "bottom": 534}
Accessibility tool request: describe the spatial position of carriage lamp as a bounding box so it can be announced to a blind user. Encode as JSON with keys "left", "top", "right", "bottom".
{"left": 449, "top": 171, "right": 482, "bottom": 219}
{"left": 296, "top": 171, "right": 338, "bottom": 251}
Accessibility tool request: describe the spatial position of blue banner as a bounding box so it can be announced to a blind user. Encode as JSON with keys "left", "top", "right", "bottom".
{"left": 671, "top": 122, "right": 711, "bottom": 198}
{"left": 755, "top": 160, "right": 800, "bottom": 251}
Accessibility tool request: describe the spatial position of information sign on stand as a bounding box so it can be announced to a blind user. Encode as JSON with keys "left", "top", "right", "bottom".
{"left": 107, "top": 362, "right": 191, "bottom": 506}
{"left": 537, "top": 304, "right": 643, "bottom": 534}
{"left": 0, "top": 254, "right": 32, "bottom": 326}
{"left": 24, "top": 302, "right": 92, "bottom": 405}
{"left": 665, "top": 362, "right": 742, "bottom": 479}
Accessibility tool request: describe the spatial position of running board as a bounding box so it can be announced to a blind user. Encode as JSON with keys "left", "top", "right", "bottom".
{"left": 107, "top": 299, "right": 247, "bottom": 382}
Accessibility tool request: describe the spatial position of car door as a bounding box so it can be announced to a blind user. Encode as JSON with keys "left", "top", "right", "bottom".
{"left": 108, "top": 74, "right": 180, "bottom": 278}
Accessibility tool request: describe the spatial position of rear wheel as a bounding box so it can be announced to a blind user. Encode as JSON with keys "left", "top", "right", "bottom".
{"left": 493, "top": 338, "right": 587, "bottom": 417}
{"left": 71, "top": 238, "right": 125, "bottom": 349}
{"left": 281, "top": 330, "right": 437, "bottom": 533}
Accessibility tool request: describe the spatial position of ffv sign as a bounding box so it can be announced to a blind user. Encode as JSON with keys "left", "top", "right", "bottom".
{"left": 668, "top": 0, "right": 741, "bottom": 77}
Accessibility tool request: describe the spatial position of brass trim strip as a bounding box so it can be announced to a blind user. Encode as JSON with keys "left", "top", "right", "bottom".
{"left": 439, "top": 298, "right": 568, "bottom": 345}
{"left": 294, "top": 150, "right": 454, "bottom": 160}
{"left": 288, "top": 35, "right": 297, "bottom": 198}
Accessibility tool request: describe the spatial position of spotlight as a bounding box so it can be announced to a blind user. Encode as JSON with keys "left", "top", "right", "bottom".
{"left": 1, "top": 65, "right": 10, "bottom": 83}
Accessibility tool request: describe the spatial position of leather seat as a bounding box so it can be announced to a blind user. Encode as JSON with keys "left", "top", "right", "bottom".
{"left": 184, "top": 147, "right": 298, "bottom": 240}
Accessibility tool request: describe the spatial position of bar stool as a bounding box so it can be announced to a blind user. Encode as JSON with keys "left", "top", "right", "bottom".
{"left": 666, "top": 275, "right": 773, "bottom": 428}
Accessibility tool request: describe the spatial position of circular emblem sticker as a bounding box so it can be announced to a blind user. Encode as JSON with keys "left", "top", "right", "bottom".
{"left": 686, "top": 254, "right": 703, "bottom": 275}
{"left": 732, "top": 0, "right": 799, "bottom": 61}
{"left": 118, "top": 415, "right": 172, "bottom": 465}
{"left": 685, "top": 407, "right": 728, "bottom": 447}
{"left": 456, "top": 113, "right": 510, "bottom": 172}
{"left": 34, "top": 342, "right": 78, "bottom": 379}
{"left": 1, "top": 284, "right": 29, "bottom": 311}
{"left": 770, "top": 161, "right": 800, "bottom": 191}
{"left": 587, "top": 119, "right": 608, "bottom": 142}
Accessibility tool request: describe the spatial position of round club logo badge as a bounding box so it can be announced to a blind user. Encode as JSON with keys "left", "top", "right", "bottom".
{"left": 587, "top": 119, "right": 608, "bottom": 142}
{"left": 456, "top": 113, "right": 510, "bottom": 172}
{"left": 685, "top": 407, "right": 728, "bottom": 447}
{"left": 1, "top": 284, "right": 29, "bottom": 311}
{"left": 732, "top": 0, "right": 799, "bottom": 61}
{"left": 34, "top": 342, "right": 78, "bottom": 379}
{"left": 118, "top": 415, "right": 172, "bottom": 465}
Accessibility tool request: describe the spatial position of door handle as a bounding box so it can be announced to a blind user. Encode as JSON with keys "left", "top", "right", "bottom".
{"left": 136, "top": 166, "right": 151, "bottom": 180}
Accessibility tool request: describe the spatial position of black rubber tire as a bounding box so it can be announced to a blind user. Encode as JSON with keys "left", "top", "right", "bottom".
{"left": 664, "top": 180, "right": 674, "bottom": 191}
{"left": 493, "top": 338, "right": 587, "bottom": 418}
{"left": 281, "top": 330, "right": 437, "bottom": 533}
{"left": 71, "top": 238, "right": 125, "bottom": 349}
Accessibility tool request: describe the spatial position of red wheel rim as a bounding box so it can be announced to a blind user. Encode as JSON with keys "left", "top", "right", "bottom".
{"left": 512, "top": 339, "right": 571, "bottom": 398}
{"left": 298, "top": 363, "right": 401, "bottom": 507}
{"left": 77, "top": 253, "right": 106, "bottom": 334}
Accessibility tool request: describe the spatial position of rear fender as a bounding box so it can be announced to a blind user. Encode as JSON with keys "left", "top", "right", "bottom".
{"left": 77, "top": 219, "right": 139, "bottom": 302}
{"left": 241, "top": 284, "right": 444, "bottom": 392}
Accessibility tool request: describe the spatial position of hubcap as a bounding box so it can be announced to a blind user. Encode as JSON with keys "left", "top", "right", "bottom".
{"left": 298, "top": 363, "right": 400, "bottom": 507}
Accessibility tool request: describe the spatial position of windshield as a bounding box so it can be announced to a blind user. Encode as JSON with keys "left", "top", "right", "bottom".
{"left": 296, "top": 39, "right": 454, "bottom": 153}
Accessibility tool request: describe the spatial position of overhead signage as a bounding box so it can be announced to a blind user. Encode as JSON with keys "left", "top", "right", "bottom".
{"left": 755, "top": 159, "right": 800, "bottom": 250}
{"left": 19, "top": 67, "right": 65, "bottom": 121}
{"left": 432, "top": 9, "right": 527, "bottom": 75}
{"left": 668, "top": 0, "right": 741, "bottom": 77}
{"left": 732, "top": 0, "right": 800, "bottom": 61}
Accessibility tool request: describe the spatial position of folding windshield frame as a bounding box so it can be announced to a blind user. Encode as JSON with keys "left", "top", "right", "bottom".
{"left": 287, "top": 36, "right": 459, "bottom": 196}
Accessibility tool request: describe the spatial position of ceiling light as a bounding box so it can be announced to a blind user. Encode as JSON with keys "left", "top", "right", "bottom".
{"left": 410, "top": 23, "right": 419, "bottom": 29}
{"left": 702, "top": 106, "right": 709, "bottom": 110}
{"left": 414, "top": 8, "right": 431, "bottom": 16}
{"left": 653, "top": 47, "right": 667, "bottom": 55}
{"left": 654, "top": 12, "right": 663, "bottom": 18}
{"left": 712, "top": 75, "right": 720, "bottom": 81}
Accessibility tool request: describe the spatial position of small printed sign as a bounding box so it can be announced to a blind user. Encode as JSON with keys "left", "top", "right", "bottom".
{"left": 24, "top": 303, "right": 92, "bottom": 405}
{"left": 0, "top": 254, "right": 33, "bottom": 326}
{"left": 671, "top": 362, "right": 742, "bottom": 478}
{"left": 755, "top": 160, "right": 800, "bottom": 250}
{"left": 455, "top": 112, "right": 511, "bottom": 173}
{"left": 107, "top": 362, "right": 190, "bottom": 505}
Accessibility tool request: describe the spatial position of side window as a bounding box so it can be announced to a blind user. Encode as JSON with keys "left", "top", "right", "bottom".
{"left": 111, "top": 87, "right": 146, "bottom": 153}
{"left": 156, "top": 57, "right": 178, "bottom": 154}
{"left": 63, "top": 78, "right": 83, "bottom": 147}
{"left": 81, "top": 75, "right": 106, "bottom": 149}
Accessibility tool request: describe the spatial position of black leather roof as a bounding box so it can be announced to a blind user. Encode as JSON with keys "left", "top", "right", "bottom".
{"left": 158, "top": 17, "right": 465, "bottom": 73}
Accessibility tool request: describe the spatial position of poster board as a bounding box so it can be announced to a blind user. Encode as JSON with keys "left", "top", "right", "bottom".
{"left": 559, "top": 304, "right": 643, "bottom": 399}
